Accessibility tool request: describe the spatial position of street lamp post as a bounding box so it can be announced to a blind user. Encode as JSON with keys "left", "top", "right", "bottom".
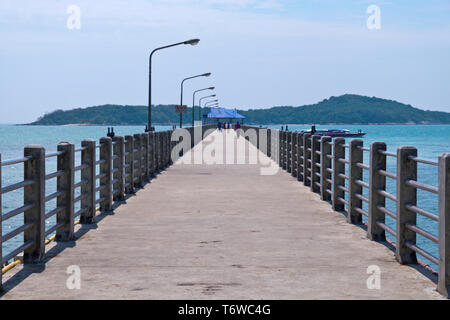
{"left": 147, "top": 39, "right": 200, "bottom": 132}
{"left": 199, "top": 94, "right": 216, "bottom": 121}
{"left": 180, "top": 73, "right": 211, "bottom": 128}
{"left": 203, "top": 101, "right": 219, "bottom": 125}
{"left": 192, "top": 87, "right": 214, "bottom": 127}
{"left": 204, "top": 100, "right": 219, "bottom": 107}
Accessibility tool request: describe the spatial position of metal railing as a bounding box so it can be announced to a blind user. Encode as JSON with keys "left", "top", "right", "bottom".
{"left": 242, "top": 125, "right": 450, "bottom": 298}
{"left": 0, "top": 125, "right": 215, "bottom": 290}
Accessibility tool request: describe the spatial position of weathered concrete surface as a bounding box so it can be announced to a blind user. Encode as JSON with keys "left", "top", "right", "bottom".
{"left": 1, "top": 130, "right": 443, "bottom": 299}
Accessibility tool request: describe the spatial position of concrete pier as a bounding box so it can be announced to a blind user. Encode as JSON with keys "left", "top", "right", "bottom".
{"left": 1, "top": 131, "right": 443, "bottom": 299}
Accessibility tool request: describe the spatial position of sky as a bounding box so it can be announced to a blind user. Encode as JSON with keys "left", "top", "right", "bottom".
{"left": 0, "top": 0, "right": 449, "bottom": 123}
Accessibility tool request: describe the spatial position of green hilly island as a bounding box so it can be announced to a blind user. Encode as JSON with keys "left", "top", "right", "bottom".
{"left": 29, "top": 94, "right": 450, "bottom": 125}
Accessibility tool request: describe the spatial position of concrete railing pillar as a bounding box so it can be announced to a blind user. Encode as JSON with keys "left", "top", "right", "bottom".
{"left": 165, "top": 131, "right": 170, "bottom": 165}
{"left": 161, "top": 131, "right": 165, "bottom": 166}
{"left": 272, "top": 129, "right": 277, "bottom": 162}
{"left": 160, "top": 131, "right": 164, "bottom": 169}
{"left": 56, "top": 142, "right": 75, "bottom": 241}
{"left": 23, "top": 145, "right": 46, "bottom": 262}
{"left": 162, "top": 131, "right": 167, "bottom": 166}
{"left": 368, "top": 142, "right": 387, "bottom": 241}
{"left": 148, "top": 132, "right": 155, "bottom": 176}
{"left": 277, "top": 129, "right": 282, "bottom": 166}
{"left": 396, "top": 146, "right": 418, "bottom": 265}
{"left": 112, "top": 136, "right": 125, "bottom": 201}
{"left": 157, "top": 132, "right": 162, "bottom": 170}
{"left": 348, "top": 139, "right": 363, "bottom": 224}
{"left": 277, "top": 130, "right": 281, "bottom": 165}
{"left": 169, "top": 130, "right": 174, "bottom": 165}
{"left": 256, "top": 127, "right": 260, "bottom": 150}
{"left": 291, "top": 132, "right": 298, "bottom": 178}
{"left": 80, "top": 139, "right": 96, "bottom": 224}
{"left": 160, "top": 131, "right": 164, "bottom": 168}
{"left": 284, "top": 131, "right": 288, "bottom": 170}
{"left": 438, "top": 153, "right": 450, "bottom": 298}
{"left": 280, "top": 131, "right": 285, "bottom": 169}
{"left": 124, "top": 135, "right": 135, "bottom": 194}
{"left": 133, "top": 134, "right": 143, "bottom": 188}
{"left": 167, "top": 130, "right": 171, "bottom": 164}
{"left": 332, "top": 138, "right": 346, "bottom": 212}
{"left": 303, "top": 133, "right": 312, "bottom": 187}
{"left": 287, "top": 132, "right": 292, "bottom": 173}
{"left": 142, "top": 132, "right": 150, "bottom": 180}
{"left": 297, "top": 133, "right": 304, "bottom": 182}
{"left": 154, "top": 132, "right": 159, "bottom": 171}
{"left": 99, "top": 137, "right": 113, "bottom": 211}
{"left": 311, "top": 135, "right": 321, "bottom": 193}
{"left": 320, "top": 136, "right": 332, "bottom": 201}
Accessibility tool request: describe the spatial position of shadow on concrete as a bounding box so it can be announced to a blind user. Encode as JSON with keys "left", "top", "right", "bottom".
{"left": 0, "top": 175, "right": 162, "bottom": 296}
{"left": 353, "top": 221, "right": 439, "bottom": 286}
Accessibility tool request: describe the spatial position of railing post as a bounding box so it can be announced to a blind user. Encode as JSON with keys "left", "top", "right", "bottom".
{"left": 286, "top": 132, "right": 292, "bottom": 173}
{"left": 124, "top": 135, "right": 135, "bottom": 194}
{"left": 297, "top": 133, "right": 304, "bottom": 182}
{"left": 271, "top": 129, "right": 277, "bottom": 162}
{"left": 112, "top": 136, "right": 125, "bottom": 201}
{"left": 154, "top": 132, "right": 159, "bottom": 172}
{"left": 23, "top": 145, "right": 45, "bottom": 262}
{"left": 280, "top": 131, "right": 285, "bottom": 169}
{"left": 348, "top": 139, "right": 363, "bottom": 224}
{"left": 284, "top": 131, "right": 288, "bottom": 170}
{"left": 320, "top": 136, "right": 332, "bottom": 201}
{"left": 142, "top": 132, "right": 150, "bottom": 180}
{"left": 267, "top": 129, "right": 271, "bottom": 158}
{"left": 165, "top": 131, "right": 170, "bottom": 166}
{"left": 165, "top": 131, "right": 169, "bottom": 166}
{"left": 311, "top": 135, "right": 321, "bottom": 193}
{"left": 157, "top": 132, "right": 162, "bottom": 170}
{"left": 291, "top": 132, "right": 297, "bottom": 177}
{"left": 80, "top": 139, "right": 96, "bottom": 224}
{"left": 256, "top": 127, "right": 260, "bottom": 150}
{"left": 140, "top": 133, "right": 146, "bottom": 180}
{"left": 99, "top": 137, "right": 113, "bottom": 211}
{"left": 133, "top": 134, "right": 143, "bottom": 188}
{"left": 396, "top": 146, "right": 418, "bottom": 265}
{"left": 438, "top": 153, "right": 450, "bottom": 298}
{"left": 155, "top": 131, "right": 160, "bottom": 170}
{"left": 162, "top": 131, "right": 166, "bottom": 167}
{"left": 148, "top": 132, "right": 155, "bottom": 176}
{"left": 277, "top": 130, "right": 282, "bottom": 166}
{"left": 368, "top": 142, "right": 387, "bottom": 241}
{"left": 332, "top": 138, "right": 346, "bottom": 212}
{"left": 161, "top": 128, "right": 168, "bottom": 169}
{"left": 303, "top": 133, "right": 312, "bottom": 187}
{"left": 56, "top": 142, "right": 74, "bottom": 241}
{"left": 169, "top": 130, "right": 174, "bottom": 165}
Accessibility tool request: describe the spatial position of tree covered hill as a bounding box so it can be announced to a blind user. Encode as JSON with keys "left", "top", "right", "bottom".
{"left": 29, "top": 94, "right": 450, "bottom": 125}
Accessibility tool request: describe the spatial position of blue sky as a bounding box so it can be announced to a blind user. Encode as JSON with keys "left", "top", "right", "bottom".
{"left": 1, "top": 0, "right": 449, "bottom": 123}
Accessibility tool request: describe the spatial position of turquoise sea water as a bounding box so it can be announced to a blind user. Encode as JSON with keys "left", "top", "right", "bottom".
{"left": 1, "top": 124, "right": 449, "bottom": 271}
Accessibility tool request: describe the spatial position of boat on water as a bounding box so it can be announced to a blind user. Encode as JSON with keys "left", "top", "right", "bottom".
{"left": 301, "top": 125, "right": 366, "bottom": 138}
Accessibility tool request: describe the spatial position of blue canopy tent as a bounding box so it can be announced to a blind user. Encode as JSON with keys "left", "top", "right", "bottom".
{"left": 206, "top": 108, "right": 245, "bottom": 121}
